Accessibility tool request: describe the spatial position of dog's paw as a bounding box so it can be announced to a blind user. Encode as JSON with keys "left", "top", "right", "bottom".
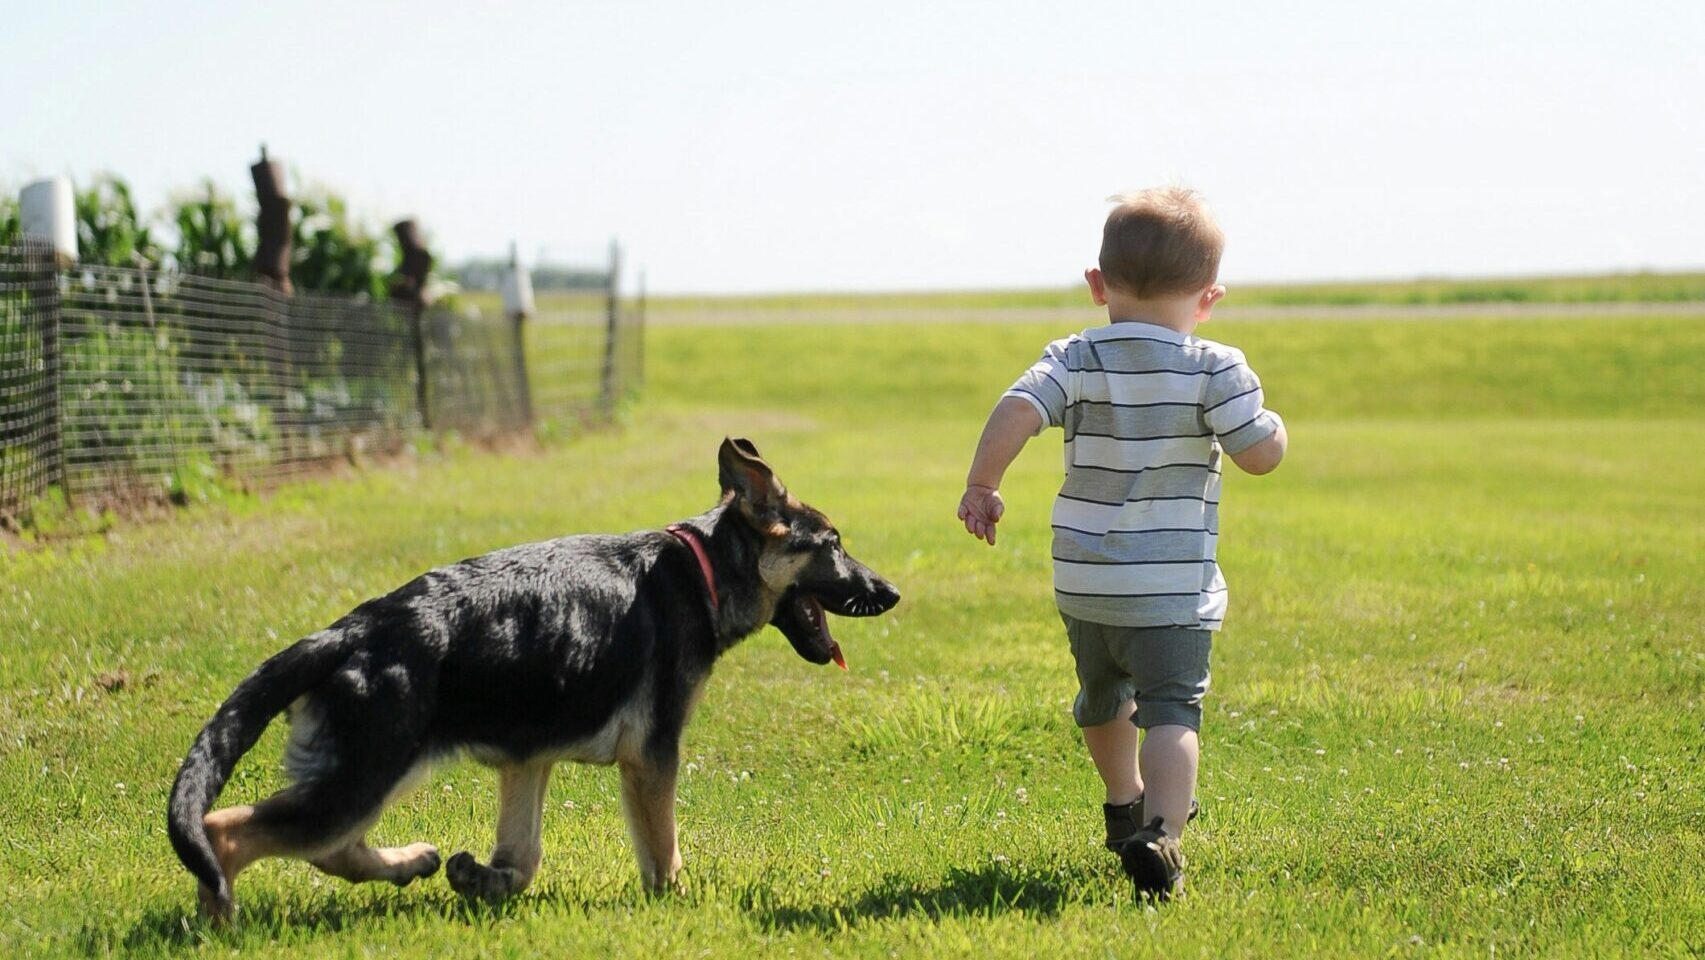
{"left": 196, "top": 883, "right": 235, "bottom": 925}
{"left": 446, "top": 851, "right": 522, "bottom": 901}
{"left": 445, "top": 851, "right": 482, "bottom": 896}
{"left": 392, "top": 844, "right": 441, "bottom": 887}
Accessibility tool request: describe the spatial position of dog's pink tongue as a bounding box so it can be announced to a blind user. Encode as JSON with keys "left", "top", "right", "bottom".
{"left": 829, "top": 640, "right": 848, "bottom": 671}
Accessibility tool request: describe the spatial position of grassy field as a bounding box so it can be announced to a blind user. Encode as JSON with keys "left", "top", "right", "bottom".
{"left": 460, "top": 269, "right": 1705, "bottom": 321}
{"left": 2, "top": 306, "right": 1702, "bottom": 957}
{"left": 644, "top": 270, "right": 1705, "bottom": 313}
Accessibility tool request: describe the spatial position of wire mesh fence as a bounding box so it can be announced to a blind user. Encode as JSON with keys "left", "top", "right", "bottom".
{"left": 0, "top": 243, "right": 642, "bottom": 525}
{"left": 421, "top": 303, "right": 531, "bottom": 437}
{"left": 0, "top": 239, "right": 62, "bottom": 518}
{"left": 528, "top": 291, "right": 616, "bottom": 432}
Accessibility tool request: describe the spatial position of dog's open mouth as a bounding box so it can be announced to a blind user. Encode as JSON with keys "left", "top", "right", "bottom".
{"left": 774, "top": 590, "right": 847, "bottom": 670}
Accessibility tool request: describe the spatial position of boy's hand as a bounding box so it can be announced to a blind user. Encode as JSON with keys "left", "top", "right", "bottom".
{"left": 958, "top": 484, "right": 1006, "bottom": 545}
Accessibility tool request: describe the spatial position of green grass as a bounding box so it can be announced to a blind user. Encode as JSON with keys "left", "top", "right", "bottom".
{"left": 619, "top": 270, "right": 1705, "bottom": 314}
{"left": 2, "top": 308, "right": 1702, "bottom": 957}
{"left": 461, "top": 269, "right": 1705, "bottom": 320}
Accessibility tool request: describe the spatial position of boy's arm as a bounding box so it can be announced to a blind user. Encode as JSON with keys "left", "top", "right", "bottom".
{"left": 1203, "top": 351, "right": 1285, "bottom": 476}
{"left": 959, "top": 396, "right": 1043, "bottom": 545}
{"left": 1228, "top": 418, "right": 1286, "bottom": 475}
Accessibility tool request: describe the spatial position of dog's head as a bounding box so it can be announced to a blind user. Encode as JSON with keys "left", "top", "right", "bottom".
{"left": 719, "top": 437, "right": 901, "bottom": 668}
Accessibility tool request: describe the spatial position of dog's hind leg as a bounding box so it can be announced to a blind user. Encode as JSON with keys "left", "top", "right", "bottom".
{"left": 446, "top": 761, "right": 553, "bottom": 900}
{"left": 310, "top": 840, "right": 442, "bottom": 886}
{"left": 618, "top": 756, "right": 682, "bottom": 892}
{"left": 307, "top": 758, "right": 441, "bottom": 886}
{"left": 201, "top": 658, "right": 437, "bottom": 918}
{"left": 201, "top": 771, "right": 410, "bottom": 917}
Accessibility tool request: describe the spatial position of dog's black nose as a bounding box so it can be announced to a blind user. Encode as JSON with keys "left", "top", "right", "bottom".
{"left": 873, "top": 579, "right": 901, "bottom": 612}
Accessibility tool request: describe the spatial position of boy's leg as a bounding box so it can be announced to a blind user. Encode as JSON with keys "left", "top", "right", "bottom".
{"left": 1083, "top": 699, "right": 1143, "bottom": 804}
{"left": 1138, "top": 724, "right": 1199, "bottom": 839}
{"left": 1121, "top": 628, "right": 1212, "bottom": 839}
{"left": 1064, "top": 614, "right": 1144, "bottom": 847}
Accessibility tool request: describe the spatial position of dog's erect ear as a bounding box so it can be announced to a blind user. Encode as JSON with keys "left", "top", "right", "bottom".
{"left": 718, "top": 437, "right": 788, "bottom": 519}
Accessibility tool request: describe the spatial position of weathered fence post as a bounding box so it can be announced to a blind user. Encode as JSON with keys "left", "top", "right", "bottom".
{"left": 501, "top": 241, "right": 535, "bottom": 427}
{"left": 250, "top": 147, "right": 300, "bottom": 470}
{"left": 600, "top": 238, "right": 622, "bottom": 414}
{"left": 391, "top": 219, "right": 434, "bottom": 430}
{"left": 251, "top": 145, "right": 293, "bottom": 295}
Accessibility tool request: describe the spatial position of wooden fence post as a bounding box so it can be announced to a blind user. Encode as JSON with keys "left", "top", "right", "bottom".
{"left": 391, "top": 219, "right": 434, "bottom": 430}
{"left": 501, "top": 241, "right": 535, "bottom": 427}
{"left": 251, "top": 145, "right": 293, "bottom": 295}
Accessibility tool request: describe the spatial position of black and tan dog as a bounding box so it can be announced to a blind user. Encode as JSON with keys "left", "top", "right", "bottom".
{"left": 167, "top": 438, "right": 900, "bottom": 920}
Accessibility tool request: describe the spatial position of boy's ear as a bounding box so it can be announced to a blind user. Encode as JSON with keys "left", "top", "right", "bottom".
{"left": 1196, "top": 283, "right": 1226, "bottom": 320}
{"left": 718, "top": 437, "right": 788, "bottom": 518}
{"left": 1085, "top": 267, "right": 1109, "bottom": 307}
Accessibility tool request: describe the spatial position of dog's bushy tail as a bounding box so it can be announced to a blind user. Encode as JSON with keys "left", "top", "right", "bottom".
{"left": 166, "top": 626, "right": 354, "bottom": 912}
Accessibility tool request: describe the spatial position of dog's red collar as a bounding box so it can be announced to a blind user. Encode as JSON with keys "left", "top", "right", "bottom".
{"left": 665, "top": 524, "right": 719, "bottom": 615}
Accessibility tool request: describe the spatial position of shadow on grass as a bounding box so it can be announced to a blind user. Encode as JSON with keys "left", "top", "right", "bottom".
{"left": 740, "top": 862, "right": 1105, "bottom": 933}
{"left": 78, "top": 883, "right": 634, "bottom": 956}
{"left": 84, "top": 863, "right": 1103, "bottom": 952}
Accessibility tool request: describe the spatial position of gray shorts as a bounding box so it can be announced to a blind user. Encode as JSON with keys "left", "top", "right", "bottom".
{"left": 1061, "top": 614, "right": 1212, "bottom": 730}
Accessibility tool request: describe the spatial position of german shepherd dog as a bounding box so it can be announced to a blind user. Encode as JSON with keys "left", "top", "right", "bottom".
{"left": 168, "top": 438, "right": 900, "bottom": 920}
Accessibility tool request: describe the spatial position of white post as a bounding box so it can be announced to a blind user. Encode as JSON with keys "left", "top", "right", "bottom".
{"left": 500, "top": 241, "right": 535, "bottom": 319}
{"left": 20, "top": 176, "right": 78, "bottom": 265}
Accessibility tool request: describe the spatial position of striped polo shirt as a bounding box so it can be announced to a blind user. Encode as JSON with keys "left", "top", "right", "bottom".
{"left": 1003, "top": 321, "right": 1282, "bottom": 630}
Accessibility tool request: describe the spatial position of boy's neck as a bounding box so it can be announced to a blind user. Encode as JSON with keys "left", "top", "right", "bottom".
{"left": 1102, "top": 292, "right": 1200, "bottom": 334}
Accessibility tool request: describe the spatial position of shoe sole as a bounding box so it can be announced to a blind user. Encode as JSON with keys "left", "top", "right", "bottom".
{"left": 1118, "top": 841, "right": 1179, "bottom": 901}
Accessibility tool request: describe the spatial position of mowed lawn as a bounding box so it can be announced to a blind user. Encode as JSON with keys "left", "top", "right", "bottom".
{"left": 2, "top": 310, "right": 1701, "bottom": 957}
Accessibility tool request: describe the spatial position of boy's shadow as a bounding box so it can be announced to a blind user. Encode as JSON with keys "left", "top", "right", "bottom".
{"left": 742, "top": 862, "right": 1101, "bottom": 933}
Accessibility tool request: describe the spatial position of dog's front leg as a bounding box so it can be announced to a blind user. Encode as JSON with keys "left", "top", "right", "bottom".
{"left": 618, "top": 754, "right": 682, "bottom": 892}
{"left": 447, "top": 761, "right": 552, "bottom": 901}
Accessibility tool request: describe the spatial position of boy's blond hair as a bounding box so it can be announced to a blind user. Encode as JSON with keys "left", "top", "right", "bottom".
{"left": 1099, "top": 187, "right": 1224, "bottom": 298}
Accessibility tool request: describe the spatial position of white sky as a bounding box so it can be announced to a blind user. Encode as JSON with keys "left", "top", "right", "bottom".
{"left": 5, "top": 1, "right": 1702, "bottom": 293}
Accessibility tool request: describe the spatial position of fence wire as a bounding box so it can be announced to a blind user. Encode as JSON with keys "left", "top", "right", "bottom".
{"left": 0, "top": 240, "right": 62, "bottom": 518}
{"left": 0, "top": 245, "right": 641, "bottom": 524}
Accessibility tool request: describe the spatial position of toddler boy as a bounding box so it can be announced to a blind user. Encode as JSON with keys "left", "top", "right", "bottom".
{"left": 956, "top": 187, "right": 1286, "bottom": 898}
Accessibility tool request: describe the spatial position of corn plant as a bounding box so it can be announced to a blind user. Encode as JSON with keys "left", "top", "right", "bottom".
{"left": 172, "top": 180, "right": 253, "bottom": 279}
{"left": 75, "top": 175, "right": 162, "bottom": 266}
{"left": 290, "top": 189, "right": 391, "bottom": 300}
{"left": 0, "top": 192, "right": 19, "bottom": 246}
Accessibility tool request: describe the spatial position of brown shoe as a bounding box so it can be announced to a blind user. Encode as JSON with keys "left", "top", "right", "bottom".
{"left": 1117, "top": 816, "right": 1184, "bottom": 900}
{"left": 1103, "top": 797, "right": 1200, "bottom": 851}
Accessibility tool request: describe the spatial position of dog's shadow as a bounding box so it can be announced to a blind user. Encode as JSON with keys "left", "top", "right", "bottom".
{"left": 738, "top": 861, "right": 1103, "bottom": 933}
{"left": 91, "top": 863, "right": 1099, "bottom": 953}
{"left": 85, "top": 885, "right": 622, "bottom": 956}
